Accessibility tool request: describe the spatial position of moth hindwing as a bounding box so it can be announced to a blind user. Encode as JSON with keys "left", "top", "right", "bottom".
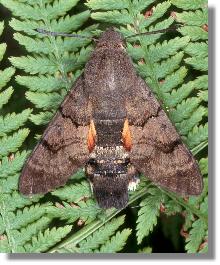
{"left": 19, "top": 28, "right": 203, "bottom": 209}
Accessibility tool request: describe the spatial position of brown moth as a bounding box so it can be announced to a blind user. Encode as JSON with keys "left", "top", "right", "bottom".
{"left": 19, "top": 28, "right": 203, "bottom": 209}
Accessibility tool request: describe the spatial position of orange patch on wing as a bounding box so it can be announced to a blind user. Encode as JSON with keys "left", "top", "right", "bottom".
{"left": 87, "top": 120, "right": 96, "bottom": 152}
{"left": 122, "top": 119, "right": 132, "bottom": 151}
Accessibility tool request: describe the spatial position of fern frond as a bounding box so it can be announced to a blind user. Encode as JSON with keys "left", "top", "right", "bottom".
{"left": 0, "top": 87, "right": 14, "bottom": 109}
{"left": 176, "top": 106, "right": 206, "bottom": 136}
{"left": 161, "top": 67, "right": 187, "bottom": 95}
{"left": 186, "top": 124, "right": 208, "bottom": 149}
{"left": 169, "top": 97, "right": 201, "bottom": 123}
{"left": 199, "top": 158, "right": 208, "bottom": 176}
{"left": 0, "top": 174, "right": 19, "bottom": 193}
{"left": 0, "top": 109, "right": 32, "bottom": 136}
{"left": 11, "top": 203, "right": 52, "bottom": 230}
{"left": 0, "top": 67, "right": 15, "bottom": 90}
{"left": 15, "top": 75, "right": 66, "bottom": 92}
{"left": 3, "top": 192, "right": 42, "bottom": 212}
{"left": 136, "top": 187, "right": 165, "bottom": 244}
{"left": 29, "top": 111, "right": 54, "bottom": 126}
{"left": 51, "top": 181, "right": 91, "bottom": 203}
{"left": 98, "top": 229, "right": 131, "bottom": 253}
{"left": 138, "top": 53, "right": 184, "bottom": 81}
{"left": 9, "top": 55, "right": 58, "bottom": 75}
{"left": 185, "top": 56, "right": 208, "bottom": 71}
{"left": 184, "top": 42, "right": 208, "bottom": 58}
{"left": 24, "top": 225, "right": 72, "bottom": 253}
{"left": 63, "top": 215, "right": 126, "bottom": 253}
{"left": 15, "top": 216, "right": 51, "bottom": 247}
{"left": 179, "top": 26, "right": 208, "bottom": 41}
{"left": 175, "top": 9, "right": 208, "bottom": 26}
{"left": 141, "top": 1, "right": 171, "bottom": 29}
{"left": 0, "top": 129, "right": 30, "bottom": 158}
{"left": 86, "top": 0, "right": 129, "bottom": 10}
{"left": 171, "top": 0, "right": 207, "bottom": 10}
{"left": 47, "top": 200, "right": 101, "bottom": 224}
{"left": 185, "top": 197, "right": 208, "bottom": 253}
{"left": 0, "top": 43, "right": 6, "bottom": 61}
{"left": 26, "top": 91, "right": 63, "bottom": 110}
{"left": 1, "top": 0, "right": 80, "bottom": 21}
{"left": 0, "top": 151, "right": 29, "bottom": 178}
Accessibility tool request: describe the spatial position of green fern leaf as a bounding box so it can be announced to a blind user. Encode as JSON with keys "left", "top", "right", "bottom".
{"left": 51, "top": 181, "right": 91, "bottom": 203}
{"left": 26, "top": 91, "right": 63, "bottom": 110}
{"left": 92, "top": 10, "right": 133, "bottom": 25}
{"left": 86, "top": 0, "right": 129, "bottom": 10}
{"left": 171, "top": 0, "right": 207, "bottom": 10}
{"left": 98, "top": 229, "right": 131, "bottom": 253}
{"left": 169, "top": 97, "right": 201, "bottom": 123}
{"left": 0, "top": 109, "right": 32, "bottom": 136}
{"left": 178, "top": 26, "right": 208, "bottom": 41}
{"left": 176, "top": 106, "right": 206, "bottom": 135}
{"left": 14, "top": 216, "right": 51, "bottom": 247}
{"left": 65, "top": 215, "right": 126, "bottom": 253}
{"left": 48, "top": 200, "right": 101, "bottom": 224}
{"left": 0, "top": 151, "right": 29, "bottom": 178}
{"left": 9, "top": 55, "right": 59, "bottom": 75}
{"left": 185, "top": 198, "right": 208, "bottom": 253}
{"left": 162, "top": 67, "right": 187, "bottom": 95}
{"left": 3, "top": 192, "right": 42, "bottom": 212}
{"left": 199, "top": 158, "right": 208, "bottom": 176}
{"left": 11, "top": 203, "right": 52, "bottom": 230}
{"left": 1, "top": 0, "right": 80, "bottom": 21}
{"left": 0, "top": 67, "right": 15, "bottom": 90}
{"left": 0, "top": 87, "right": 14, "bottom": 109}
{"left": 185, "top": 56, "right": 208, "bottom": 71}
{"left": 175, "top": 9, "right": 208, "bottom": 26}
{"left": 186, "top": 124, "right": 208, "bottom": 149}
{"left": 0, "top": 129, "right": 29, "bottom": 158}
{"left": 29, "top": 111, "right": 54, "bottom": 125}
{"left": 0, "top": 43, "right": 6, "bottom": 61}
{"left": 15, "top": 75, "right": 66, "bottom": 92}
{"left": 136, "top": 187, "right": 165, "bottom": 244}
{"left": 141, "top": 1, "right": 171, "bottom": 29}
{"left": 24, "top": 225, "right": 72, "bottom": 253}
{"left": 184, "top": 42, "right": 208, "bottom": 58}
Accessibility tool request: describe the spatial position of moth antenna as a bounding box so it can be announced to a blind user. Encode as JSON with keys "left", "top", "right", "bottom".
{"left": 36, "top": 28, "right": 97, "bottom": 41}
{"left": 125, "top": 24, "right": 182, "bottom": 40}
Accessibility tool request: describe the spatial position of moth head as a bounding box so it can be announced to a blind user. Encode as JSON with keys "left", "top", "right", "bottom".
{"left": 96, "top": 27, "right": 125, "bottom": 50}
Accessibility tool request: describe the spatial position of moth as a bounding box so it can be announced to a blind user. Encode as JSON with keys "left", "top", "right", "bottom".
{"left": 19, "top": 28, "right": 203, "bottom": 209}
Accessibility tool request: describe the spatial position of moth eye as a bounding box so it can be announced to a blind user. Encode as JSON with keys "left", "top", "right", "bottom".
{"left": 88, "top": 158, "right": 97, "bottom": 165}
{"left": 124, "top": 158, "right": 130, "bottom": 165}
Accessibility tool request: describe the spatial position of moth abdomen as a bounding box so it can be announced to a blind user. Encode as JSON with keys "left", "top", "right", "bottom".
{"left": 85, "top": 145, "right": 136, "bottom": 209}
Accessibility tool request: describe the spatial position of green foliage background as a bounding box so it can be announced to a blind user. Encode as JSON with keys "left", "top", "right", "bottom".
{"left": 0, "top": 0, "right": 208, "bottom": 253}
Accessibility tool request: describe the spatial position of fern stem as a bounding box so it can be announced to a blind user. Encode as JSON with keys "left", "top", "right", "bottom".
{"left": 0, "top": 199, "right": 16, "bottom": 252}
{"left": 191, "top": 141, "right": 208, "bottom": 155}
{"left": 49, "top": 184, "right": 151, "bottom": 253}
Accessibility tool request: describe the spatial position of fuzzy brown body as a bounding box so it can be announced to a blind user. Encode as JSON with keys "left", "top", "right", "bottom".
{"left": 19, "top": 28, "right": 203, "bottom": 209}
